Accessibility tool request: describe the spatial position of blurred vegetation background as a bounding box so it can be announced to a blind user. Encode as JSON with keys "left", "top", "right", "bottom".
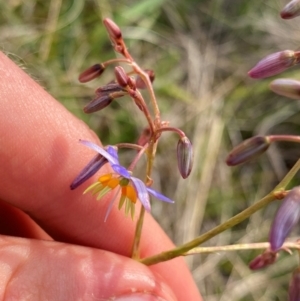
{"left": 2, "top": 0, "right": 300, "bottom": 300}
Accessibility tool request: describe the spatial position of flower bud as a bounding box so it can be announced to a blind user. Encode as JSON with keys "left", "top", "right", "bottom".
{"left": 249, "top": 249, "right": 278, "bottom": 270}
{"left": 177, "top": 136, "right": 193, "bottom": 179}
{"left": 95, "top": 83, "right": 125, "bottom": 94}
{"left": 281, "top": 0, "right": 300, "bottom": 19}
{"left": 270, "top": 78, "right": 300, "bottom": 100}
{"left": 248, "top": 50, "right": 296, "bottom": 79}
{"left": 78, "top": 63, "right": 105, "bottom": 83}
{"left": 135, "top": 70, "right": 155, "bottom": 89}
{"left": 114, "top": 66, "right": 129, "bottom": 87}
{"left": 269, "top": 186, "right": 300, "bottom": 252}
{"left": 226, "top": 136, "right": 270, "bottom": 166}
{"left": 103, "top": 18, "right": 122, "bottom": 41}
{"left": 70, "top": 154, "right": 107, "bottom": 190}
{"left": 289, "top": 267, "right": 300, "bottom": 301}
{"left": 83, "top": 94, "right": 113, "bottom": 113}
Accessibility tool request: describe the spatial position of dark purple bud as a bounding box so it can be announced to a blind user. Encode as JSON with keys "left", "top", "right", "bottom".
{"left": 226, "top": 136, "right": 270, "bottom": 166}
{"left": 83, "top": 94, "right": 113, "bottom": 113}
{"left": 95, "top": 83, "right": 125, "bottom": 94}
{"left": 177, "top": 136, "right": 193, "bottom": 179}
{"left": 269, "top": 186, "right": 300, "bottom": 251}
{"left": 249, "top": 249, "right": 278, "bottom": 270}
{"left": 70, "top": 154, "right": 107, "bottom": 190}
{"left": 248, "top": 50, "right": 296, "bottom": 79}
{"left": 78, "top": 64, "right": 105, "bottom": 83}
{"left": 281, "top": 0, "right": 300, "bottom": 19}
{"left": 103, "top": 18, "right": 122, "bottom": 41}
{"left": 114, "top": 66, "right": 129, "bottom": 87}
{"left": 289, "top": 267, "right": 300, "bottom": 301}
{"left": 135, "top": 70, "right": 155, "bottom": 89}
{"left": 270, "top": 79, "right": 300, "bottom": 100}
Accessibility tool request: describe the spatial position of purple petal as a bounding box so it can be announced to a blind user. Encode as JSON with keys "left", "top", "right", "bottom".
{"left": 111, "top": 164, "right": 131, "bottom": 179}
{"left": 289, "top": 267, "right": 300, "bottom": 301}
{"left": 146, "top": 187, "right": 174, "bottom": 204}
{"left": 130, "top": 177, "right": 151, "bottom": 211}
{"left": 104, "top": 187, "right": 121, "bottom": 222}
{"left": 79, "top": 140, "right": 118, "bottom": 165}
{"left": 248, "top": 50, "right": 296, "bottom": 79}
{"left": 70, "top": 154, "right": 107, "bottom": 190}
{"left": 106, "top": 146, "right": 120, "bottom": 164}
{"left": 269, "top": 186, "right": 300, "bottom": 251}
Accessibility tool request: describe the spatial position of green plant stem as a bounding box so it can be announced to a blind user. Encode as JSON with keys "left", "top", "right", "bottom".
{"left": 185, "top": 241, "right": 300, "bottom": 255}
{"left": 274, "top": 158, "right": 300, "bottom": 191}
{"left": 131, "top": 207, "right": 145, "bottom": 260}
{"left": 131, "top": 62, "right": 160, "bottom": 120}
{"left": 131, "top": 139, "right": 158, "bottom": 259}
{"left": 140, "top": 193, "right": 275, "bottom": 265}
{"left": 140, "top": 158, "right": 300, "bottom": 265}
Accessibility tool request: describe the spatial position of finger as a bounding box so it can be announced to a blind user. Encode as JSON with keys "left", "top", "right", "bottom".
{"left": 0, "top": 52, "right": 201, "bottom": 301}
{"left": 0, "top": 200, "right": 52, "bottom": 240}
{"left": 0, "top": 235, "right": 177, "bottom": 301}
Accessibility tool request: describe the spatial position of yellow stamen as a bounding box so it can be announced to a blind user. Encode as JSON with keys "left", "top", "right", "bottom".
{"left": 130, "top": 202, "right": 135, "bottom": 220}
{"left": 98, "top": 173, "right": 113, "bottom": 184}
{"left": 119, "top": 194, "right": 126, "bottom": 209}
{"left": 98, "top": 174, "right": 120, "bottom": 189}
{"left": 125, "top": 198, "right": 131, "bottom": 216}
{"left": 83, "top": 182, "right": 101, "bottom": 194}
{"left": 122, "top": 185, "right": 137, "bottom": 204}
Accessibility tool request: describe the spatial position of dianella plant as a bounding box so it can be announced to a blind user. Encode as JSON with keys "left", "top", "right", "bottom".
{"left": 70, "top": 3, "right": 300, "bottom": 298}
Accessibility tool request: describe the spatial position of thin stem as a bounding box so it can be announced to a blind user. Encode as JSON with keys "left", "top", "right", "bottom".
{"left": 129, "top": 88, "right": 155, "bottom": 134}
{"left": 115, "top": 143, "right": 143, "bottom": 151}
{"left": 103, "top": 58, "right": 131, "bottom": 67}
{"left": 128, "top": 143, "right": 149, "bottom": 172}
{"left": 268, "top": 135, "right": 300, "bottom": 144}
{"left": 131, "top": 62, "right": 160, "bottom": 120}
{"left": 185, "top": 241, "right": 300, "bottom": 255}
{"left": 274, "top": 158, "right": 300, "bottom": 190}
{"left": 155, "top": 127, "right": 186, "bottom": 138}
{"left": 131, "top": 207, "right": 146, "bottom": 260}
{"left": 131, "top": 139, "right": 158, "bottom": 259}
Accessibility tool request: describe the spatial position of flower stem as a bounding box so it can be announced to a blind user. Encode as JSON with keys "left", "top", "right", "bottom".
{"left": 268, "top": 135, "right": 300, "bottom": 144}
{"left": 131, "top": 139, "right": 158, "bottom": 259}
{"left": 131, "top": 62, "right": 160, "bottom": 120}
{"left": 103, "top": 58, "right": 131, "bottom": 67}
{"left": 184, "top": 241, "right": 300, "bottom": 255}
{"left": 274, "top": 158, "right": 300, "bottom": 190}
{"left": 139, "top": 158, "right": 300, "bottom": 265}
{"left": 131, "top": 206, "right": 146, "bottom": 260}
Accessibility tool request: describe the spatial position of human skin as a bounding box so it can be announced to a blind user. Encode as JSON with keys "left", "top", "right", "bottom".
{"left": 0, "top": 52, "right": 202, "bottom": 301}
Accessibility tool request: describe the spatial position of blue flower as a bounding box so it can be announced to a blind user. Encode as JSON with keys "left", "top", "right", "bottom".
{"left": 71, "top": 140, "right": 174, "bottom": 221}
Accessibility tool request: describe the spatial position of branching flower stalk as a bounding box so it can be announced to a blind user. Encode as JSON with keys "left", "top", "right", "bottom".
{"left": 71, "top": 14, "right": 300, "bottom": 298}
{"left": 71, "top": 18, "right": 193, "bottom": 260}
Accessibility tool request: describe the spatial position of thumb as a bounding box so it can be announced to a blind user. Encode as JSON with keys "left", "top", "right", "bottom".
{"left": 0, "top": 235, "right": 177, "bottom": 301}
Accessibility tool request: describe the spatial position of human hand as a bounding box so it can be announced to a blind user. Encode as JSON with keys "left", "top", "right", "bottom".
{"left": 0, "top": 52, "right": 202, "bottom": 301}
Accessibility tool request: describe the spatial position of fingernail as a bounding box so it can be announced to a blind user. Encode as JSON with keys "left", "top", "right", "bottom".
{"left": 114, "top": 293, "right": 170, "bottom": 301}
